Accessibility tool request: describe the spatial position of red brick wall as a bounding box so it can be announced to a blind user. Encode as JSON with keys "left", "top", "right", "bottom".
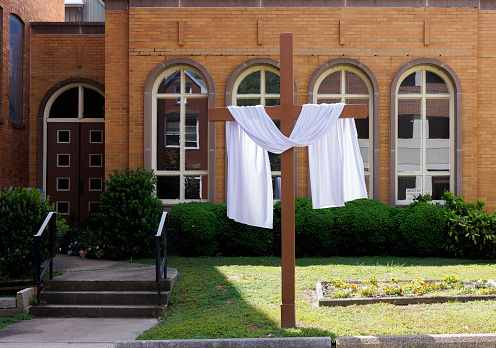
{"left": 0, "top": 0, "right": 64, "bottom": 190}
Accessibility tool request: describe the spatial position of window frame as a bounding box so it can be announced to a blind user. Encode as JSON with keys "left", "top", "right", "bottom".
{"left": 390, "top": 59, "right": 462, "bottom": 206}
{"left": 394, "top": 66, "right": 454, "bottom": 205}
{"left": 152, "top": 66, "right": 209, "bottom": 203}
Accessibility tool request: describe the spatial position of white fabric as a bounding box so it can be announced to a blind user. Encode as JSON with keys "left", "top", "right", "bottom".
{"left": 225, "top": 103, "right": 367, "bottom": 229}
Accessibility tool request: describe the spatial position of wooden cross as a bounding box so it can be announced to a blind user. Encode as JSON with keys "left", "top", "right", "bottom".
{"left": 208, "top": 33, "right": 367, "bottom": 328}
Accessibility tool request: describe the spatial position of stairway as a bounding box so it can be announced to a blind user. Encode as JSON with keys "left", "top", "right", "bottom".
{"left": 29, "top": 255, "right": 178, "bottom": 318}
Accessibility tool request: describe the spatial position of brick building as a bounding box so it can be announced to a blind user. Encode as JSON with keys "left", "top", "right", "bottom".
{"left": 4, "top": 0, "right": 496, "bottom": 220}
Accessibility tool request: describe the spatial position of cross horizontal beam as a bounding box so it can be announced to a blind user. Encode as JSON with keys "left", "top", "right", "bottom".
{"left": 208, "top": 104, "right": 367, "bottom": 122}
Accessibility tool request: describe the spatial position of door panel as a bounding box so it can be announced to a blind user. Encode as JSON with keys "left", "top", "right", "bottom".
{"left": 79, "top": 123, "right": 105, "bottom": 219}
{"left": 47, "top": 123, "right": 80, "bottom": 220}
{"left": 46, "top": 122, "right": 105, "bottom": 222}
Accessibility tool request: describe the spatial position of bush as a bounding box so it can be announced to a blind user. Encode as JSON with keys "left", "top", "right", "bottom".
{"left": 169, "top": 202, "right": 218, "bottom": 256}
{"left": 0, "top": 187, "right": 67, "bottom": 280}
{"left": 93, "top": 167, "right": 163, "bottom": 259}
{"left": 333, "top": 199, "right": 393, "bottom": 256}
{"left": 395, "top": 202, "right": 447, "bottom": 256}
{"left": 443, "top": 191, "right": 496, "bottom": 258}
{"left": 215, "top": 203, "right": 274, "bottom": 256}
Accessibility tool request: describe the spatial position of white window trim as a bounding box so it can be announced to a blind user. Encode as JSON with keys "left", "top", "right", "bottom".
{"left": 152, "top": 66, "right": 208, "bottom": 203}
{"left": 395, "top": 67, "right": 454, "bottom": 205}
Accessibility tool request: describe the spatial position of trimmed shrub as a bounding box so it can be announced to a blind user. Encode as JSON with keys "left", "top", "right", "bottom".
{"left": 215, "top": 203, "right": 274, "bottom": 256}
{"left": 93, "top": 167, "right": 164, "bottom": 259}
{"left": 333, "top": 199, "right": 393, "bottom": 256}
{"left": 168, "top": 202, "right": 218, "bottom": 256}
{"left": 0, "top": 187, "right": 67, "bottom": 280}
{"left": 396, "top": 202, "right": 447, "bottom": 256}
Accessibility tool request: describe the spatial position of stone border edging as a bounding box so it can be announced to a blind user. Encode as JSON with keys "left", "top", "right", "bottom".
{"left": 115, "top": 337, "right": 333, "bottom": 348}
{"left": 317, "top": 281, "right": 496, "bottom": 307}
{"left": 336, "top": 334, "right": 496, "bottom": 347}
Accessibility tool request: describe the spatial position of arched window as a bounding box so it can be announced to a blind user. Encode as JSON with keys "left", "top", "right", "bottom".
{"left": 311, "top": 64, "right": 375, "bottom": 197}
{"left": 231, "top": 65, "right": 282, "bottom": 198}
{"left": 48, "top": 84, "right": 104, "bottom": 119}
{"left": 152, "top": 66, "right": 209, "bottom": 202}
{"left": 9, "top": 14, "right": 23, "bottom": 123}
{"left": 393, "top": 64, "right": 458, "bottom": 205}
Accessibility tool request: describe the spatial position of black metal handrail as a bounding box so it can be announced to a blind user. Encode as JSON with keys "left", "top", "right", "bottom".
{"left": 34, "top": 211, "right": 56, "bottom": 305}
{"left": 155, "top": 212, "right": 169, "bottom": 306}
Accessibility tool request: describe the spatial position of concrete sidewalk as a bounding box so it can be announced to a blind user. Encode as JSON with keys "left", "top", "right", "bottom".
{"left": 0, "top": 254, "right": 160, "bottom": 347}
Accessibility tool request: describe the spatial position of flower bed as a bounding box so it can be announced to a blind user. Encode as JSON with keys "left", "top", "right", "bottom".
{"left": 317, "top": 275, "right": 496, "bottom": 307}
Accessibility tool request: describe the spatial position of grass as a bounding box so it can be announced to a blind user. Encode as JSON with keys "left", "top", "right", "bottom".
{"left": 0, "top": 314, "right": 31, "bottom": 330}
{"left": 133, "top": 256, "right": 496, "bottom": 342}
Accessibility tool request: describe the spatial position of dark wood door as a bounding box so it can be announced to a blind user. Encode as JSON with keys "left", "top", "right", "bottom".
{"left": 47, "top": 122, "right": 105, "bottom": 222}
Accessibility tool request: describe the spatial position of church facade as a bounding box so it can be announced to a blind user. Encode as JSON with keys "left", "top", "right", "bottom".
{"left": 3, "top": 0, "right": 496, "bottom": 220}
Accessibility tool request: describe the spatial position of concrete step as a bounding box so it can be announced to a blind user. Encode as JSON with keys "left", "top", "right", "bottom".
{"left": 41, "top": 290, "right": 170, "bottom": 305}
{"left": 43, "top": 278, "right": 174, "bottom": 292}
{"left": 30, "top": 304, "right": 167, "bottom": 318}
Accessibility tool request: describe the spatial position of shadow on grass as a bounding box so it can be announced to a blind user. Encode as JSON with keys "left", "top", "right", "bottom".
{"left": 137, "top": 257, "right": 336, "bottom": 341}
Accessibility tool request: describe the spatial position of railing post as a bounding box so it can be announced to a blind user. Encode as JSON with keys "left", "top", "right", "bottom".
{"left": 34, "top": 236, "right": 41, "bottom": 305}
{"left": 156, "top": 234, "right": 162, "bottom": 306}
{"left": 163, "top": 216, "right": 168, "bottom": 281}
{"left": 49, "top": 214, "right": 56, "bottom": 280}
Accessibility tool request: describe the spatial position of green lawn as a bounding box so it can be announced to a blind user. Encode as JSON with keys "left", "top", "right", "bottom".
{"left": 136, "top": 256, "right": 496, "bottom": 342}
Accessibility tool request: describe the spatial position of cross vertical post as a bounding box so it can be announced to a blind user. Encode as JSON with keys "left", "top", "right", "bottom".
{"left": 279, "top": 32, "right": 296, "bottom": 329}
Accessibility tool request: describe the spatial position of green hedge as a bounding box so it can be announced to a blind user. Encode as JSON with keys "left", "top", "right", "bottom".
{"left": 166, "top": 193, "right": 496, "bottom": 259}
{"left": 0, "top": 187, "right": 67, "bottom": 280}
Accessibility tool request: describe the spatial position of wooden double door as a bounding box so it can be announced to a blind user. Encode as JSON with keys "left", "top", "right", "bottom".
{"left": 46, "top": 122, "right": 105, "bottom": 222}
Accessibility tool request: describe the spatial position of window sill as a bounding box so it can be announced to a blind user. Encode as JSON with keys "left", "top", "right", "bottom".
{"left": 9, "top": 120, "right": 25, "bottom": 129}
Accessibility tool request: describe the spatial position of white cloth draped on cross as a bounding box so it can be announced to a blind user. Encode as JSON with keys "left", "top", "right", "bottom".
{"left": 225, "top": 103, "right": 368, "bottom": 229}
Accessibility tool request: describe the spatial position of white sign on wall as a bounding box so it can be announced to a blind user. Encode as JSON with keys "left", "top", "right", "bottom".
{"left": 406, "top": 188, "right": 422, "bottom": 201}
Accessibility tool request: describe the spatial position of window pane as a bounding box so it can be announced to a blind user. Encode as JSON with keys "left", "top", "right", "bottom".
{"left": 184, "top": 176, "right": 204, "bottom": 199}
{"left": 397, "top": 99, "right": 421, "bottom": 172}
{"left": 317, "top": 98, "right": 341, "bottom": 104}
{"left": 399, "top": 71, "right": 422, "bottom": 94}
{"left": 346, "top": 99, "right": 369, "bottom": 139}
{"left": 83, "top": 88, "right": 104, "bottom": 118}
{"left": 265, "top": 71, "right": 280, "bottom": 94}
{"left": 426, "top": 71, "right": 448, "bottom": 94}
{"left": 50, "top": 88, "right": 79, "bottom": 118}
{"left": 427, "top": 176, "right": 450, "bottom": 200}
{"left": 157, "top": 176, "right": 180, "bottom": 199}
{"left": 90, "top": 130, "right": 103, "bottom": 143}
{"left": 58, "top": 130, "right": 70, "bottom": 143}
{"left": 158, "top": 70, "right": 181, "bottom": 94}
{"left": 186, "top": 70, "right": 208, "bottom": 94}
{"left": 397, "top": 176, "right": 422, "bottom": 201}
{"left": 57, "top": 178, "right": 70, "bottom": 191}
{"left": 237, "top": 71, "right": 260, "bottom": 94}
{"left": 273, "top": 176, "right": 281, "bottom": 200}
{"left": 346, "top": 71, "right": 368, "bottom": 95}
{"left": 317, "top": 71, "right": 340, "bottom": 94}
{"left": 269, "top": 120, "right": 281, "bottom": 171}
{"left": 237, "top": 98, "right": 260, "bottom": 106}
{"left": 9, "top": 15, "right": 23, "bottom": 123}
{"left": 185, "top": 101, "right": 207, "bottom": 170}
{"left": 426, "top": 99, "right": 450, "bottom": 171}
{"left": 265, "top": 98, "right": 280, "bottom": 106}
{"left": 157, "top": 100, "right": 180, "bottom": 170}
